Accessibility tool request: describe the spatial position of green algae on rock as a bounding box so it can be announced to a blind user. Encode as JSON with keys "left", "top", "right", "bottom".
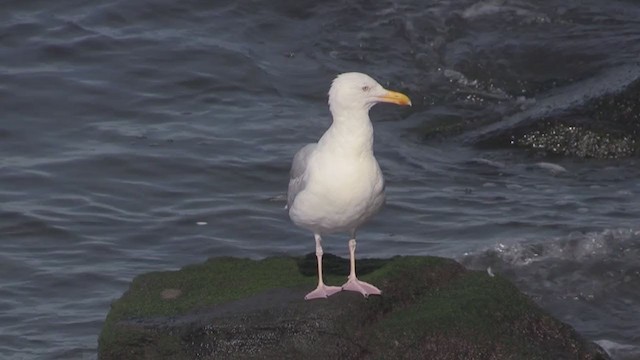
{"left": 98, "top": 255, "right": 610, "bottom": 360}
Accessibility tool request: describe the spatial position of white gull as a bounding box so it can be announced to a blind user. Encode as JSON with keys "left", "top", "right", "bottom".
{"left": 287, "top": 72, "right": 411, "bottom": 300}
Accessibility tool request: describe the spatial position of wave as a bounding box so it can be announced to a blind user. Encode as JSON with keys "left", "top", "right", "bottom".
{"left": 460, "top": 228, "right": 640, "bottom": 359}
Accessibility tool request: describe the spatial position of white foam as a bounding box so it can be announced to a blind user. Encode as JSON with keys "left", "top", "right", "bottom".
{"left": 595, "top": 339, "right": 640, "bottom": 358}
{"left": 535, "top": 162, "right": 567, "bottom": 174}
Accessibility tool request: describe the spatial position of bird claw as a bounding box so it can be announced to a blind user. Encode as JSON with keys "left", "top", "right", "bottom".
{"left": 341, "top": 277, "right": 382, "bottom": 297}
{"left": 304, "top": 284, "right": 342, "bottom": 300}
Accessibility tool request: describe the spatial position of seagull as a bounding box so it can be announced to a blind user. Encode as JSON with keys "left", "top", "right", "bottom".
{"left": 287, "top": 72, "right": 411, "bottom": 300}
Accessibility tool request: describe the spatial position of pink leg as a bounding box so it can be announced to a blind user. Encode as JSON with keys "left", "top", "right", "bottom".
{"left": 305, "top": 234, "right": 342, "bottom": 300}
{"left": 341, "top": 238, "right": 381, "bottom": 297}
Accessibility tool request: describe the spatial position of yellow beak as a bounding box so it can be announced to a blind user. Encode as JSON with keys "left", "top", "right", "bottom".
{"left": 378, "top": 90, "right": 412, "bottom": 106}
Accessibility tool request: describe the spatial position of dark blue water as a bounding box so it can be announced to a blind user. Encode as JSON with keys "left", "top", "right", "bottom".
{"left": 1, "top": 0, "right": 640, "bottom": 359}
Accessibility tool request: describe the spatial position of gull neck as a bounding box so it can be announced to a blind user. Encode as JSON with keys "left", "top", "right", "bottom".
{"left": 319, "top": 109, "right": 374, "bottom": 156}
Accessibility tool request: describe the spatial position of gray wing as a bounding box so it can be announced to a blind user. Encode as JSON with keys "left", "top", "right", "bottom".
{"left": 287, "top": 143, "right": 317, "bottom": 209}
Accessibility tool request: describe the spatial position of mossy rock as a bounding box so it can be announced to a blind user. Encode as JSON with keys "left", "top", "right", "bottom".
{"left": 98, "top": 254, "right": 609, "bottom": 360}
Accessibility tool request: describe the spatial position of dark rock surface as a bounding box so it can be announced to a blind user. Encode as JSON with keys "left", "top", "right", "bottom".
{"left": 414, "top": 64, "right": 640, "bottom": 158}
{"left": 467, "top": 65, "right": 640, "bottom": 158}
{"left": 98, "top": 254, "right": 610, "bottom": 359}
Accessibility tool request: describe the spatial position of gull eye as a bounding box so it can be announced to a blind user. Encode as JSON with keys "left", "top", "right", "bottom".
{"left": 362, "top": 85, "right": 371, "bottom": 92}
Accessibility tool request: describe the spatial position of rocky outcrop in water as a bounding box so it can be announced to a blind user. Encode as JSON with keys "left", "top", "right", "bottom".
{"left": 98, "top": 254, "right": 609, "bottom": 359}
{"left": 438, "top": 65, "right": 640, "bottom": 158}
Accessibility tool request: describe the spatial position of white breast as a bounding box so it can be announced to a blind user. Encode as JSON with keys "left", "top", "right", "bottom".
{"left": 289, "top": 150, "right": 385, "bottom": 234}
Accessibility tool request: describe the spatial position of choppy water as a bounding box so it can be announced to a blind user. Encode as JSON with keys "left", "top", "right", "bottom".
{"left": 1, "top": 0, "right": 640, "bottom": 359}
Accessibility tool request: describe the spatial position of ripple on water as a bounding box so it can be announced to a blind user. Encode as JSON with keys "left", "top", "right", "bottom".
{"left": 1, "top": 0, "right": 640, "bottom": 359}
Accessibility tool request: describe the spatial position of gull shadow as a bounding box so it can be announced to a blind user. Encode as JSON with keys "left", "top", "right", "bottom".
{"left": 297, "top": 252, "right": 387, "bottom": 277}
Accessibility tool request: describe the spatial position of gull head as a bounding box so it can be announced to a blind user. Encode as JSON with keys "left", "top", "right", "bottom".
{"left": 328, "top": 72, "right": 411, "bottom": 115}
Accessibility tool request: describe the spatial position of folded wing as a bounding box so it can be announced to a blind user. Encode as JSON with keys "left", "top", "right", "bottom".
{"left": 287, "top": 143, "right": 317, "bottom": 209}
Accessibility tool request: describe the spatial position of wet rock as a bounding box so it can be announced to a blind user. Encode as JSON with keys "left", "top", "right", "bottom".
{"left": 462, "top": 65, "right": 640, "bottom": 158}
{"left": 98, "top": 254, "right": 609, "bottom": 360}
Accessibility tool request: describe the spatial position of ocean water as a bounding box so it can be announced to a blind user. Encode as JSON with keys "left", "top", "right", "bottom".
{"left": 1, "top": 0, "right": 639, "bottom": 359}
